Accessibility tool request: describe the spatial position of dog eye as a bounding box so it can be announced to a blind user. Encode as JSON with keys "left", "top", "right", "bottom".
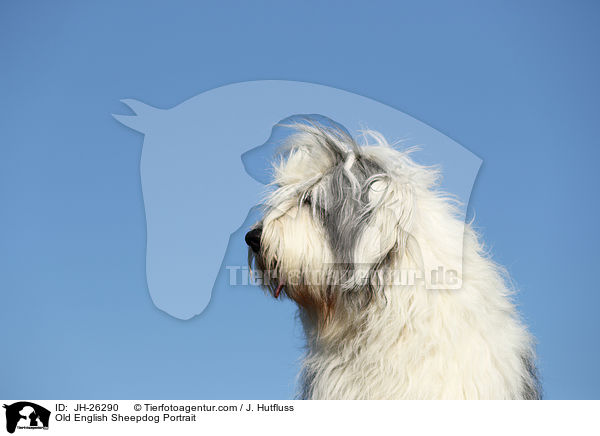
{"left": 303, "top": 195, "right": 312, "bottom": 206}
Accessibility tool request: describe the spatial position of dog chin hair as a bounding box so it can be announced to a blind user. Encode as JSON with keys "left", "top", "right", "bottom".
{"left": 248, "top": 120, "right": 541, "bottom": 400}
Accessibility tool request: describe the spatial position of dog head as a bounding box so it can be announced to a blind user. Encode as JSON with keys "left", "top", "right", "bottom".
{"left": 246, "top": 121, "right": 438, "bottom": 330}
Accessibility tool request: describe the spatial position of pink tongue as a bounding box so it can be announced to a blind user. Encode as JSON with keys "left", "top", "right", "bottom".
{"left": 274, "top": 283, "right": 284, "bottom": 299}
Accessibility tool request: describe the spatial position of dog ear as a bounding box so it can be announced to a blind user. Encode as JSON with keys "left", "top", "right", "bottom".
{"left": 362, "top": 177, "right": 416, "bottom": 265}
{"left": 343, "top": 177, "right": 417, "bottom": 300}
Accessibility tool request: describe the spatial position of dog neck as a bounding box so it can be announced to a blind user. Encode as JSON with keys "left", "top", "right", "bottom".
{"left": 297, "top": 230, "right": 539, "bottom": 400}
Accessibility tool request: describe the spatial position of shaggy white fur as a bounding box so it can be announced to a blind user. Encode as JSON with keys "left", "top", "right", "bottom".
{"left": 247, "top": 121, "right": 540, "bottom": 400}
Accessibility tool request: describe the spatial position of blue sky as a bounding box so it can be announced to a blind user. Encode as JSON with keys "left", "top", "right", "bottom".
{"left": 1, "top": 1, "right": 599, "bottom": 399}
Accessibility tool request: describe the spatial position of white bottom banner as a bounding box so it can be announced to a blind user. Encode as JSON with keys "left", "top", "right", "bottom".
{"left": 0, "top": 400, "right": 597, "bottom": 436}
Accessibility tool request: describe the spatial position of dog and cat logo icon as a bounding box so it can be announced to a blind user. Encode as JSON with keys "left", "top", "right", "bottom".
{"left": 2, "top": 402, "right": 50, "bottom": 433}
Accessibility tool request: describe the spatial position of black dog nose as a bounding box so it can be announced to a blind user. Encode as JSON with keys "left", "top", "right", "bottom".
{"left": 245, "top": 227, "right": 262, "bottom": 252}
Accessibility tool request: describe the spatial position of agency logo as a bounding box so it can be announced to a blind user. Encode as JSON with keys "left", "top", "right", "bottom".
{"left": 113, "top": 80, "right": 481, "bottom": 320}
{"left": 2, "top": 402, "right": 50, "bottom": 434}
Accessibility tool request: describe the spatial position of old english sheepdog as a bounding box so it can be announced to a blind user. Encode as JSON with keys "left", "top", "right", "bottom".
{"left": 246, "top": 121, "right": 540, "bottom": 400}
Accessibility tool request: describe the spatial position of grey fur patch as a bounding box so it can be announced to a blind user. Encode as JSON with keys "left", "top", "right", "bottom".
{"left": 521, "top": 354, "right": 543, "bottom": 400}
{"left": 291, "top": 122, "right": 386, "bottom": 268}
